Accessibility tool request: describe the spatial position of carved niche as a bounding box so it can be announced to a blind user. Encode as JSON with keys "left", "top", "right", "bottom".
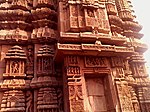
{"left": 65, "top": 1, "right": 110, "bottom": 33}
{"left": 65, "top": 4, "right": 85, "bottom": 32}
{"left": 4, "top": 45, "right": 26, "bottom": 77}
{"left": 1, "top": 45, "right": 27, "bottom": 112}
{"left": 84, "top": 7, "right": 110, "bottom": 33}
{"left": 37, "top": 45, "right": 54, "bottom": 76}
{"left": 133, "top": 63, "right": 146, "bottom": 77}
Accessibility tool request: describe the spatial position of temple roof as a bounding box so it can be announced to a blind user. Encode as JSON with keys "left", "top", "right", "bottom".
{"left": 37, "top": 45, "right": 54, "bottom": 56}
{"left": 5, "top": 45, "right": 26, "bottom": 59}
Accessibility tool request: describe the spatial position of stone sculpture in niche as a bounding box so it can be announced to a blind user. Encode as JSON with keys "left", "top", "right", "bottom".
{"left": 12, "top": 61, "right": 19, "bottom": 73}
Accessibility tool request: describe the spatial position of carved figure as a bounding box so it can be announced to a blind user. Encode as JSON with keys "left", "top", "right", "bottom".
{"left": 87, "top": 9, "right": 94, "bottom": 17}
{"left": 43, "top": 58, "right": 50, "bottom": 71}
{"left": 26, "top": 91, "right": 33, "bottom": 112}
{"left": 12, "top": 61, "right": 19, "bottom": 73}
{"left": 27, "top": 46, "right": 33, "bottom": 65}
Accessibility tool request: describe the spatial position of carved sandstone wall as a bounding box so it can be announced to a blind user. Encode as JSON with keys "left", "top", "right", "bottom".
{"left": 0, "top": 0, "right": 149, "bottom": 112}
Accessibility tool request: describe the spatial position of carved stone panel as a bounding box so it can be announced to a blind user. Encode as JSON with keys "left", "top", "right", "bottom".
{"left": 85, "top": 56, "right": 107, "bottom": 68}
{"left": 65, "top": 55, "right": 79, "bottom": 66}
{"left": 85, "top": 9, "right": 97, "bottom": 29}
{"left": 69, "top": 84, "right": 84, "bottom": 112}
{"left": 115, "top": 81, "right": 134, "bottom": 112}
{"left": 37, "top": 57, "right": 53, "bottom": 75}
{"left": 37, "top": 87, "right": 58, "bottom": 111}
{"left": 111, "top": 57, "right": 124, "bottom": 67}
{"left": 1, "top": 90, "right": 25, "bottom": 112}
{"left": 37, "top": 45, "right": 54, "bottom": 75}
{"left": 4, "top": 45, "right": 26, "bottom": 77}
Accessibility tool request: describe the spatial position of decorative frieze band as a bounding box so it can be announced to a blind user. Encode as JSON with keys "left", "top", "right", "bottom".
{"left": 58, "top": 43, "right": 134, "bottom": 53}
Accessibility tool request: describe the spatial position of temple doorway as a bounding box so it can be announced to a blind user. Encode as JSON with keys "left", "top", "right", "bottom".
{"left": 84, "top": 74, "right": 113, "bottom": 112}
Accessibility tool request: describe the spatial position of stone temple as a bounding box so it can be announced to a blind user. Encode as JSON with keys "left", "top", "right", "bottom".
{"left": 0, "top": 0, "right": 149, "bottom": 112}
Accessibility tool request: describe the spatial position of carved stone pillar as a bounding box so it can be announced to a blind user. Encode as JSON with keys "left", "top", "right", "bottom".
{"left": 31, "top": 45, "right": 60, "bottom": 112}
{"left": 64, "top": 55, "right": 84, "bottom": 112}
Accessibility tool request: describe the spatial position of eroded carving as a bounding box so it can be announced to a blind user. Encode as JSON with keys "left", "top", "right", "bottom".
{"left": 26, "top": 91, "right": 33, "bottom": 112}
{"left": 116, "top": 81, "right": 134, "bottom": 112}
{"left": 85, "top": 56, "right": 107, "bottom": 67}
{"left": 69, "top": 85, "right": 84, "bottom": 112}
{"left": 111, "top": 57, "right": 123, "bottom": 67}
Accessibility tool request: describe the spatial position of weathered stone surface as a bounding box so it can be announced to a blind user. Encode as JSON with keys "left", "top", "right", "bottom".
{"left": 0, "top": 0, "right": 149, "bottom": 112}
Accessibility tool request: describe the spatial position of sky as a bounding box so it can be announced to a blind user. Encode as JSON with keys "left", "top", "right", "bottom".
{"left": 132, "top": 0, "right": 150, "bottom": 75}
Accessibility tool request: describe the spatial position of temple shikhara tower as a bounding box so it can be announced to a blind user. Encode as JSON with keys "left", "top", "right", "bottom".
{"left": 0, "top": 0, "right": 150, "bottom": 112}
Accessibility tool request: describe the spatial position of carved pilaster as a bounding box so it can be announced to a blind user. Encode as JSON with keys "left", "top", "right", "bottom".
{"left": 26, "top": 45, "right": 34, "bottom": 78}
{"left": 65, "top": 55, "right": 84, "bottom": 112}
{"left": 115, "top": 81, "right": 134, "bottom": 112}
{"left": 31, "top": 45, "right": 60, "bottom": 112}
{"left": 26, "top": 91, "right": 33, "bottom": 112}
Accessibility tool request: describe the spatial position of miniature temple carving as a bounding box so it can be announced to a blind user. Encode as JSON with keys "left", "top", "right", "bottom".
{"left": 0, "top": 0, "right": 149, "bottom": 112}
{"left": 1, "top": 45, "right": 27, "bottom": 112}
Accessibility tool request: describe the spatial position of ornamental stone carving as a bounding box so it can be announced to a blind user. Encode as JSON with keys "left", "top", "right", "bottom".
{"left": 0, "top": 0, "right": 148, "bottom": 112}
